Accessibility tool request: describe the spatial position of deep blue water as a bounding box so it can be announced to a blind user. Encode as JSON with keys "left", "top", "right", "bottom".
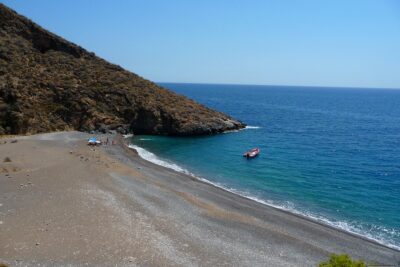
{"left": 131, "top": 83, "right": 400, "bottom": 249}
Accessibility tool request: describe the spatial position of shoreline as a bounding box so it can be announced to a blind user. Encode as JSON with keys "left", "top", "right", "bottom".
{"left": 1, "top": 131, "right": 399, "bottom": 266}
{"left": 124, "top": 136, "right": 400, "bottom": 252}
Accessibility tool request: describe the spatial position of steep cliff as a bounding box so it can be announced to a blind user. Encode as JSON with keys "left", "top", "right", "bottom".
{"left": 0, "top": 4, "right": 245, "bottom": 135}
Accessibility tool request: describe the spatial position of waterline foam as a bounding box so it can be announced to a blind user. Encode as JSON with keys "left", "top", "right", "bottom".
{"left": 127, "top": 143, "right": 400, "bottom": 251}
{"left": 129, "top": 144, "right": 193, "bottom": 176}
{"left": 245, "top": 125, "right": 262, "bottom": 129}
{"left": 224, "top": 125, "right": 262, "bottom": 134}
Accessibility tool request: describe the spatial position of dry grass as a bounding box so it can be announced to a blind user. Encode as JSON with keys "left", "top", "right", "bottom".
{"left": 0, "top": 135, "right": 17, "bottom": 139}
{"left": 0, "top": 4, "right": 244, "bottom": 136}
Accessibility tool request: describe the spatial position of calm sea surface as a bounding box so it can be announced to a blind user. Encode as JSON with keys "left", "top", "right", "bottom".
{"left": 130, "top": 83, "right": 400, "bottom": 249}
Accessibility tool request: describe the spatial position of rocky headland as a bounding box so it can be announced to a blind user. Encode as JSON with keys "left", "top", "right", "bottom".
{"left": 0, "top": 4, "right": 245, "bottom": 135}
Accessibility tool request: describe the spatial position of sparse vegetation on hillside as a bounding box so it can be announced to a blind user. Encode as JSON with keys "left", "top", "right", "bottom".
{"left": 0, "top": 4, "right": 244, "bottom": 135}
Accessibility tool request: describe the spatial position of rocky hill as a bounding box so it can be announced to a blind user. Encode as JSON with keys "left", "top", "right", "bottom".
{"left": 0, "top": 4, "right": 245, "bottom": 135}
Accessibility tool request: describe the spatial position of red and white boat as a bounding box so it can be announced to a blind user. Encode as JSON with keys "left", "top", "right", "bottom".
{"left": 243, "top": 148, "right": 260, "bottom": 158}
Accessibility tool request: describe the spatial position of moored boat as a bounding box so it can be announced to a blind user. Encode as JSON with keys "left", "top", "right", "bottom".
{"left": 243, "top": 148, "right": 260, "bottom": 158}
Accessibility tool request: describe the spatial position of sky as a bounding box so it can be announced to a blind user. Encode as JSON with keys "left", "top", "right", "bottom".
{"left": 2, "top": 0, "right": 400, "bottom": 88}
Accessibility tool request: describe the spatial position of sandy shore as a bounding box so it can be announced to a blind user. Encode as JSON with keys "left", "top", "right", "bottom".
{"left": 0, "top": 131, "right": 399, "bottom": 266}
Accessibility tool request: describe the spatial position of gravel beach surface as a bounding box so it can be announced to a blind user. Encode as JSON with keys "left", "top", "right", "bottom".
{"left": 0, "top": 132, "right": 399, "bottom": 266}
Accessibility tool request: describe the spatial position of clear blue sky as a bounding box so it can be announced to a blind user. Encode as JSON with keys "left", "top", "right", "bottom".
{"left": 2, "top": 0, "right": 400, "bottom": 88}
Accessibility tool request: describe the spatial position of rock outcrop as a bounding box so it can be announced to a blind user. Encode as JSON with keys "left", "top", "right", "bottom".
{"left": 0, "top": 4, "right": 245, "bottom": 135}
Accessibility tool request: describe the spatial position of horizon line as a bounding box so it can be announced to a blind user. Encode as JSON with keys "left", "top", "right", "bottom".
{"left": 156, "top": 81, "right": 400, "bottom": 91}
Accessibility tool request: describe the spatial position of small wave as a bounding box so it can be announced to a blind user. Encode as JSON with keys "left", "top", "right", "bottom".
{"left": 123, "top": 134, "right": 134, "bottom": 138}
{"left": 224, "top": 125, "right": 261, "bottom": 133}
{"left": 127, "top": 143, "right": 400, "bottom": 250}
{"left": 245, "top": 125, "right": 262, "bottom": 129}
{"left": 197, "top": 177, "right": 400, "bottom": 250}
{"left": 223, "top": 129, "right": 240, "bottom": 134}
{"left": 128, "top": 145, "right": 193, "bottom": 175}
{"left": 294, "top": 212, "right": 400, "bottom": 251}
{"left": 139, "top": 138, "right": 153, "bottom": 141}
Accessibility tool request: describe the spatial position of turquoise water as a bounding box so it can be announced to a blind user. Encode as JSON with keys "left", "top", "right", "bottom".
{"left": 130, "top": 83, "right": 400, "bottom": 249}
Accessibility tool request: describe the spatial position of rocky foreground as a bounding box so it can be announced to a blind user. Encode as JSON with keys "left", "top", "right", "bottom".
{"left": 0, "top": 4, "right": 245, "bottom": 135}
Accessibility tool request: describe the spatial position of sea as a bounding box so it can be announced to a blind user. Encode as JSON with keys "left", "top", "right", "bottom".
{"left": 129, "top": 83, "right": 400, "bottom": 250}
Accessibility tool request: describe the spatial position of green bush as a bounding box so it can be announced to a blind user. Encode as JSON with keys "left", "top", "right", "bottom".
{"left": 319, "top": 254, "right": 366, "bottom": 267}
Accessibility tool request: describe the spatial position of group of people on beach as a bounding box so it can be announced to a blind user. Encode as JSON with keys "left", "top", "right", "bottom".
{"left": 102, "top": 137, "right": 116, "bottom": 146}
{"left": 87, "top": 136, "right": 117, "bottom": 146}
